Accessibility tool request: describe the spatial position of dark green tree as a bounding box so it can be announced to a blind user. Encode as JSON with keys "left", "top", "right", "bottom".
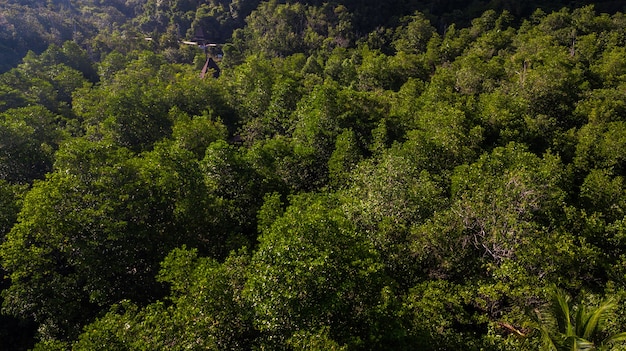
{"left": 72, "top": 248, "right": 255, "bottom": 351}
{"left": 0, "top": 139, "right": 216, "bottom": 340}
{"left": 0, "top": 106, "right": 67, "bottom": 183}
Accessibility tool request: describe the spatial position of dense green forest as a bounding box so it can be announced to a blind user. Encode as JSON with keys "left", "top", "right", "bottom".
{"left": 2, "top": 0, "right": 626, "bottom": 350}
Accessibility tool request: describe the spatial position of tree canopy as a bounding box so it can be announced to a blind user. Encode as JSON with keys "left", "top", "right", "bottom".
{"left": 2, "top": 1, "right": 626, "bottom": 350}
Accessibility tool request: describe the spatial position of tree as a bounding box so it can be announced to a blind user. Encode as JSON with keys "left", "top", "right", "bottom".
{"left": 72, "top": 248, "right": 255, "bottom": 351}
{"left": 73, "top": 51, "right": 177, "bottom": 151}
{"left": 235, "top": 1, "right": 352, "bottom": 58}
{"left": 240, "top": 1, "right": 308, "bottom": 57}
{"left": 328, "top": 129, "right": 361, "bottom": 189}
{"left": 0, "top": 139, "right": 216, "bottom": 340}
{"left": 287, "top": 82, "right": 387, "bottom": 189}
{"left": 405, "top": 143, "right": 591, "bottom": 346}
{"left": 402, "top": 280, "right": 485, "bottom": 350}
{"left": 506, "top": 9, "right": 585, "bottom": 137}
{"left": 0, "top": 106, "right": 67, "bottom": 183}
{"left": 574, "top": 122, "right": 626, "bottom": 175}
{"left": 393, "top": 11, "right": 436, "bottom": 55}
{"left": 237, "top": 67, "right": 304, "bottom": 142}
{"left": 447, "top": 143, "right": 568, "bottom": 267}
{"left": 245, "top": 193, "right": 398, "bottom": 349}
{"left": 340, "top": 150, "right": 446, "bottom": 287}
{"left": 287, "top": 327, "right": 348, "bottom": 351}
{"left": 355, "top": 46, "right": 413, "bottom": 91}
{"left": 0, "top": 179, "right": 37, "bottom": 350}
{"left": 31, "top": 42, "right": 98, "bottom": 83}
{"left": 200, "top": 140, "right": 268, "bottom": 253}
{"left": 171, "top": 108, "right": 228, "bottom": 159}
{"left": 536, "top": 287, "right": 626, "bottom": 350}
{"left": 226, "top": 54, "right": 276, "bottom": 126}
{"left": 579, "top": 169, "right": 626, "bottom": 223}
{"left": 574, "top": 87, "right": 626, "bottom": 125}
{"left": 393, "top": 94, "right": 482, "bottom": 176}
{"left": 3, "top": 45, "right": 93, "bottom": 116}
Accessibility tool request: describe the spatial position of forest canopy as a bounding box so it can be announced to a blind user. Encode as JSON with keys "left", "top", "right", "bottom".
{"left": 2, "top": 0, "right": 626, "bottom": 350}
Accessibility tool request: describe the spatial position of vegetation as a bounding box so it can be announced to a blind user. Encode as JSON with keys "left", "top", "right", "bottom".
{"left": 536, "top": 287, "right": 626, "bottom": 350}
{"left": 1, "top": 0, "right": 626, "bottom": 350}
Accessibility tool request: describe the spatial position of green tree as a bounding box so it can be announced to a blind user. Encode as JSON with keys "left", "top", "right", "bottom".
{"left": 393, "top": 11, "right": 436, "bottom": 55}
{"left": 536, "top": 288, "right": 626, "bottom": 350}
{"left": 200, "top": 140, "right": 268, "bottom": 252}
{"left": 226, "top": 54, "right": 276, "bottom": 126}
{"left": 402, "top": 280, "right": 484, "bottom": 350}
{"left": 506, "top": 10, "right": 586, "bottom": 138}
{"left": 328, "top": 129, "right": 361, "bottom": 189}
{"left": 354, "top": 46, "right": 415, "bottom": 91}
{"left": 0, "top": 180, "right": 36, "bottom": 350}
{"left": 0, "top": 139, "right": 216, "bottom": 340}
{"left": 579, "top": 169, "right": 626, "bottom": 222}
{"left": 171, "top": 108, "right": 228, "bottom": 158}
{"left": 236, "top": 1, "right": 352, "bottom": 58}
{"left": 75, "top": 51, "right": 233, "bottom": 152}
{"left": 406, "top": 144, "right": 589, "bottom": 346}
{"left": 393, "top": 94, "right": 482, "bottom": 176}
{"left": 323, "top": 47, "right": 357, "bottom": 86}
{"left": 592, "top": 47, "right": 626, "bottom": 87}
{"left": 5, "top": 45, "right": 93, "bottom": 116}
{"left": 447, "top": 143, "right": 568, "bottom": 267}
{"left": 574, "top": 122, "right": 626, "bottom": 175}
{"left": 72, "top": 248, "right": 255, "bottom": 351}
{"left": 287, "top": 327, "right": 348, "bottom": 351}
{"left": 341, "top": 151, "right": 446, "bottom": 287}
{"left": 574, "top": 86, "right": 626, "bottom": 125}
{"left": 288, "top": 82, "right": 387, "bottom": 189}
{"left": 0, "top": 106, "right": 67, "bottom": 183}
{"left": 73, "top": 51, "right": 176, "bottom": 151}
{"left": 240, "top": 1, "right": 308, "bottom": 57}
{"left": 33, "top": 42, "right": 98, "bottom": 83}
{"left": 237, "top": 68, "right": 304, "bottom": 142}
{"left": 0, "top": 180, "right": 23, "bottom": 237}
{"left": 245, "top": 193, "right": 397, "bottom": 349}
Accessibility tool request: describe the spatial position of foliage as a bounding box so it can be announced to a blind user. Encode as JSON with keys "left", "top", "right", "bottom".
{"left": 536, "top": 287, "right": 626, "bottom": 350}
{"left": 0, "top": 139, "right": 226, "bottom": 340}
{"left": 0, "top": 106, "right": 67, "bottom": 182}
{"left": 3, "top": 2, "right": 626, "bottom": 350}
{"left": 72, "top": 248, "right": 254, "bottom": 350}
{"left": 245, "top": 193, "right": 397, "bottom": 349}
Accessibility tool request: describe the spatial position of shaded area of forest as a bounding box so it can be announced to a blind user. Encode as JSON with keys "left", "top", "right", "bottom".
{"left": 1, "top": 0, "right": 625, "bottom": 71}
{"left": 2, "top": 1, "right": 626, "bottom": 350}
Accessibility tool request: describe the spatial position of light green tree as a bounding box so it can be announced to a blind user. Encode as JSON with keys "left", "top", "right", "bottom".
{"left": 245, "top": 193, "right": 399, "bottom": 349}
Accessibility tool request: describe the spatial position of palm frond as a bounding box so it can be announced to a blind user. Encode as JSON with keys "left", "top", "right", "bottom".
{"left": 536, "top": 288, "right": 626, "bottom": 351}
{"left": 551, "top": 288, "right": 574, "bottom": 337}
{"left": 575, "top": 304, "right": 588, "bottom": 338}
{"left": 580, "top": 298, "right": 616, "bottom": 340}
{"left": 539, "top": 321, "right": 560, "bottom": 351}
{"left": 572, "top": 337, "right": 595, "bottom": 351}
{"left": 602, "top": 331, "right": 626, "bottom": 347}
